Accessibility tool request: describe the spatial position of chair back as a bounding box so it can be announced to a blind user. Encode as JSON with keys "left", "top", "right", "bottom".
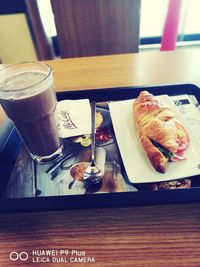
{"left": 51, "top": 0, "right": 141, "bottom": 58}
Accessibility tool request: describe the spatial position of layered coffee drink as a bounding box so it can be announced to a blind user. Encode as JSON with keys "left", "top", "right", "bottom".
{"left": 0, "top": 62, "right": 62, "bottom": 163}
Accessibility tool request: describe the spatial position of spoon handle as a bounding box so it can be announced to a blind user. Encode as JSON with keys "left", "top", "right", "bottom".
{"left": 91, "top": 101, "right": 96, "bottom": 165}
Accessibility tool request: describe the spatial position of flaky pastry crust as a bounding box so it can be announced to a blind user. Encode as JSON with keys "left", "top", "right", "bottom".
{"left": 133, "top": 91, "right": 186, "bottom": 173}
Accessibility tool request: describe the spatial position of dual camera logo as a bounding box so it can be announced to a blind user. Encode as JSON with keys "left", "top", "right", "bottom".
{"left": 9, "top": 251, "right": 29, "bottom": 261}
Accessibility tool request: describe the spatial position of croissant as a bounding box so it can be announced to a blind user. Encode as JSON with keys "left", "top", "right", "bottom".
{"left": 133, "top": 91, "right": 189, "bottom": 173}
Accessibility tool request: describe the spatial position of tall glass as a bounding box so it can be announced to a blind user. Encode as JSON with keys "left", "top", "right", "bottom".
{"left": 0, "top": 62, "right": 63, "bottom": 163}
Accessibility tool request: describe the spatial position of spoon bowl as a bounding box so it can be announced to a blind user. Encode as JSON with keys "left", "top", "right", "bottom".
{"left": 83, "top": 164, "right": 103, "bottom": 185}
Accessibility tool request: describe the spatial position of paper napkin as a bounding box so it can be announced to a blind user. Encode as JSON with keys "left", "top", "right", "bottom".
{"left": 57, "top": 99, "right": 91, "bottom": 138}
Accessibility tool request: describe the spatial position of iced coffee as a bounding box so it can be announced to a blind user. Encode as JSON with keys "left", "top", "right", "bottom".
{"left": 0, "top": 62, "right": 62, "bottom": 163}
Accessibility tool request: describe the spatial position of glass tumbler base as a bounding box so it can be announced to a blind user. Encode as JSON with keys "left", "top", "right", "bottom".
{"left": 31, "top": 145, "right": 63, "bottom": 164}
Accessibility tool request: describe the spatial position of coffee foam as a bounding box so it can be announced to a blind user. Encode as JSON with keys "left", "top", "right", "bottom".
{"left": 0, "top": 71, "right": 53, "bottom": 100}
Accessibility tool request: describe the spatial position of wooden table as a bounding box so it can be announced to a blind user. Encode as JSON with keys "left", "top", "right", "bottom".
{"left": 1, "top": 50, "right": 200, "bottom": 266}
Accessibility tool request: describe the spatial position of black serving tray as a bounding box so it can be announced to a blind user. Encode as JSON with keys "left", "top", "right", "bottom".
{"left": 1, "top": 83, "right": 200, "bottom": 212}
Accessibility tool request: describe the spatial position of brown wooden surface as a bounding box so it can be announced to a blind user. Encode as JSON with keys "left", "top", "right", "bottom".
{"left": 1, "top": 50, "right": 200, "bottom": 124}
{"left": 51, "top": 0, "right": 140, "bottom": 57}
{"left": 1, "top": 50, "right": 200, "bottom": 266}
{"left": 0, "top": 204, "right": 200, "bottom": 266}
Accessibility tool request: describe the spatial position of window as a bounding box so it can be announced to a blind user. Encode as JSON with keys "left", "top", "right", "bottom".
{"left": 140, "top": 0, "right": 200, "bottom": 48}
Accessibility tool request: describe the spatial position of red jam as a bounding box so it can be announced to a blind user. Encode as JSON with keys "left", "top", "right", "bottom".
{"left": 95, "top": 128, "right": 112, "bottom": 142}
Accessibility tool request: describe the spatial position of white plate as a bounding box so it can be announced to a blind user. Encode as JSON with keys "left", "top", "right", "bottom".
{"left": 109, "top": 95, "right": 200, "bottom": 183}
